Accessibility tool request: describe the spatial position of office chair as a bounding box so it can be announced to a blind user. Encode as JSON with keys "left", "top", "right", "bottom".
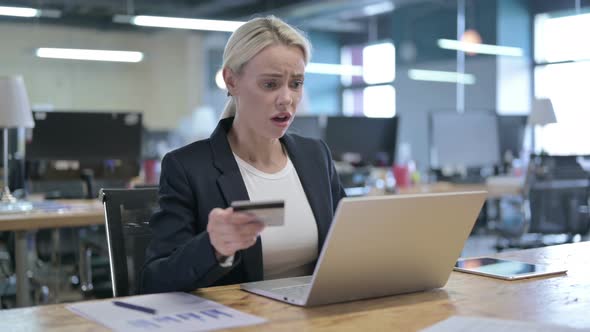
{"left": 100, "top": 188, "right": 159, "bottom": 297}
{"left": 495, "top": 154, "right": 590, "bottom": 250}
{"left": 526, "top": 155, "right": 590, "bottom": 237}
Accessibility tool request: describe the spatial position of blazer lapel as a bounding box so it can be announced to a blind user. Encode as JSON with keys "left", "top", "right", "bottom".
{"left": 209, "top": 117, "right": 263, "bottom": 282}
{"left": 282, "top": 134, "right": 331, "bottom": 251}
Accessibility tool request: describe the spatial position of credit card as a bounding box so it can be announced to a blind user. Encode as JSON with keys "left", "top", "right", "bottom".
{"left": 231, "top": 200, "right": 285, "bottom": 226}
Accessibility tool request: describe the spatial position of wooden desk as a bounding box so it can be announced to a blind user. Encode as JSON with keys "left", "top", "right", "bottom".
{"left": 0, "top": 200, "right": 104, "bottom": 307}
{"left": 0, "top": 200, "right": 104, "bottom": 231}
{"left": 396, "top": 178, "right": 523, "bottom": 199}
{"left": 1, "top": 242, "right": 588, "bottom": 331}
{"left": 396, "top": 182, "right": 486, "bottom": 195}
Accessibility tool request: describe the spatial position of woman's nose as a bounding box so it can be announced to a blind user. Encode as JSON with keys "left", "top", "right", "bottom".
{"left": 277, "top": 87, "right": 293, "bottom": 107}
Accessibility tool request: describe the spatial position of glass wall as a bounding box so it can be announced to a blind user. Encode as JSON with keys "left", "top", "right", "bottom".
{"left": 534, "top": 11, "right": 590, "bottom": 155}
{"left": 341, "top": 42, "right": 396, "bottom": 118}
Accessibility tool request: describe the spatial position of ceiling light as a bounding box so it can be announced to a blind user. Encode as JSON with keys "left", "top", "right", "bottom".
{"left": 363, "top": 1, "right": 395, "bottom": 16}
{"left": 0, "top": 6, "right": 39, "bottom": 17}
{"left": 35, "top": 48, "right": 144, "bottom": 63}
{"left": 438, "top": 39, "right": 523, "bottom": 57}
{"left": 114, "top": 14, "right": 244, "bottom": 32}
{"left": 306, "top": 63, "right": 363, "bottom": 76}
{"left": 460, "top": 29, "right": 482, "bottom": 56}
{"left": 461, "top": 29, "right": 482, "bottom": 44}
{"left": 408, "top": 69, "right": 476, "bottom": 84}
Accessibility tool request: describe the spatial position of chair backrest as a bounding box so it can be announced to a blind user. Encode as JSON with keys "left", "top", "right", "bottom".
{"left": 525, "top": 155, "right": 590, "bottom": 235}
{"left": 528, "top": 183, "right": 590, "bottom": 235}
{"left": 100, "top": 187, "right": 159, "bottom": 297}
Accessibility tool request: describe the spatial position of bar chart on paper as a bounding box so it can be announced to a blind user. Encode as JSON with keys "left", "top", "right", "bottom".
{"left": 67, "top": 292, "right": 266, "bottom": 331}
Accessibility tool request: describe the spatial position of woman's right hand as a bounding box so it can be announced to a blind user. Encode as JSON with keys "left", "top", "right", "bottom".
{"left": 207, "top": 207, "right": 265, "bottom": 259}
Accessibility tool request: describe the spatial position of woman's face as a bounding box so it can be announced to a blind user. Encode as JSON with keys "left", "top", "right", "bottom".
{"left": 225, "top": 44, "right": 306, "bottom": 139}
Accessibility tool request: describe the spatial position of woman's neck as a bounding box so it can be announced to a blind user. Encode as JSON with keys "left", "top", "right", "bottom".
{"left": 228, "top": 120, "right": 287, "bottom": 173}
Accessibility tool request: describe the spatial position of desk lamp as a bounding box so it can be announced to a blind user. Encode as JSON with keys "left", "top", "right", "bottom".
{"left": 0, "top": 76, "right": 35, "bottom": 213}
{"left": 528, "top": 98, "right": 557, "bottom": 154}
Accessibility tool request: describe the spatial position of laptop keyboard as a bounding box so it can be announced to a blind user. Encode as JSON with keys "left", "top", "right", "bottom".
{"left": 271, "top": 284, "right": 311, "bottom": 299}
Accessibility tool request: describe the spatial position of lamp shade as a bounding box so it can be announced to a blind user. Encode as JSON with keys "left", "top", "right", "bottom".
{"left": 528, "top": 98, "right": 557, "bottom": 126}
{"left": 0, "top": 75, "right": 34, "bottom": 128}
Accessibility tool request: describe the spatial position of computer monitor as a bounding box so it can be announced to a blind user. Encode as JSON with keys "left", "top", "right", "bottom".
{"left": 497, "top": 115, "right": 527, "bottom": 159}
{"left": 25, "top": 110, "right": 143, "bottom": 195}
{"left": 287, "top": 115, "right": 323, "bottom": 140}
{"left": 430, "top": 111, "right": 501, "bottom": 169}
{"left": 26, "top": 111, "right": 142, "bottom": 161}
{"left": 325, "top": 116, "right": 398, "bottom": 166}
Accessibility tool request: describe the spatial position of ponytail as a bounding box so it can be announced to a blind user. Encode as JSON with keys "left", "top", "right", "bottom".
{"left": 220, "top": 97, "right": 236, "bottom": 119}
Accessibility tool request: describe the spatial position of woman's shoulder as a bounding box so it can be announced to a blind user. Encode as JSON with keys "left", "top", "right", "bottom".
{"left": 164, "top": 138, "right": 213, "bottom": 163}
{"left": 284, "top": 132, "right": 323, "bottom": 147}
{"left": 283, "top": 133, "right": 330, "bottom": 158}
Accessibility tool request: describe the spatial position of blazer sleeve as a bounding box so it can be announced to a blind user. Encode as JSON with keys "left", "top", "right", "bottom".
{"left": 140, "top": 153, "right": 239, "bottom": 294}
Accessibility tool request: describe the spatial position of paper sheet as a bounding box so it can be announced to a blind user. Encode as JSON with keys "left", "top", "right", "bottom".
{"left": 421, "top": 316, "right": 585, "bottom": 332}
{"left": 67, "top": 292, "right": 266, "bottom": 331}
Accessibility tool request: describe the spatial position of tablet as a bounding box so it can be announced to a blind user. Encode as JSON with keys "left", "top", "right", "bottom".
{"left": 454, "top": 257, "right": 567, "bottom": 280}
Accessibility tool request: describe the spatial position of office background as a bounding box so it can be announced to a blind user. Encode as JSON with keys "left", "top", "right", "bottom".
{"left": 0, "top": 0, "right": 589, "bottom": 309}
{"left": 2, "top": 0, "right": 588, "bottom": 169}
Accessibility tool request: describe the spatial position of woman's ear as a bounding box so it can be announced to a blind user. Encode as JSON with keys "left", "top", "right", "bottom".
{"left": 223, "top": 67, "right": 238, "bottom": 97}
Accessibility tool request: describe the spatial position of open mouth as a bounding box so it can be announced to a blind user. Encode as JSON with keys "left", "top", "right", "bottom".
{"left": 271, "top": 113, "right": 291, "bottom": 124}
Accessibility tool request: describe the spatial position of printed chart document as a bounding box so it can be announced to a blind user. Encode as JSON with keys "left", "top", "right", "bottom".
{"left": 67, "top": 292, "right": 266, "bottom": 331}
{"left": 421, "top": 316, "right": 584, "bottom": 332}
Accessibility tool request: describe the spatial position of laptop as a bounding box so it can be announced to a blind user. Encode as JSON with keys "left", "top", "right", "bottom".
{"left": 240, "top": 191, "right": 487, "bottom": 306}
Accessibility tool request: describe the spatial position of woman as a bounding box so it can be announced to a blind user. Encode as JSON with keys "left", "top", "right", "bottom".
{"left": 141, "top": 16, "right": 346, "bottom": 294}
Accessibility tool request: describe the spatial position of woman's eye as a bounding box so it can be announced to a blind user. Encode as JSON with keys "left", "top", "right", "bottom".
{"left": 263, "top": 81, "right": 277, "bottom": 89}
{"left": 291, "top": 80, "right": 304, "bottom": 89}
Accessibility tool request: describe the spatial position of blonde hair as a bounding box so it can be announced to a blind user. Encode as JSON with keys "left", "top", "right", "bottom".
{"left": 220, "top": 16, "right": 311, "bottom": 119}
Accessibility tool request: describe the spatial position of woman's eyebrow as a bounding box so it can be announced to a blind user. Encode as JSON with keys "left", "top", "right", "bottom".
{"left": 258, "top": 73, "right": 305, "bottom": 78}
{"left": 258, "top": 73, "right": 283, "bottom": 78}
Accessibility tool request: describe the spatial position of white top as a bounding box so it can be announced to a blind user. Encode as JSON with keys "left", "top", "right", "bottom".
{"left": 233, "top": 152, "right": 318, "bottom": 280}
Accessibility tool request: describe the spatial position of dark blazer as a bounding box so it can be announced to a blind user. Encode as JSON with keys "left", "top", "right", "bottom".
{"left": 141, "top": 117, "right": 346, "bottom": 294}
